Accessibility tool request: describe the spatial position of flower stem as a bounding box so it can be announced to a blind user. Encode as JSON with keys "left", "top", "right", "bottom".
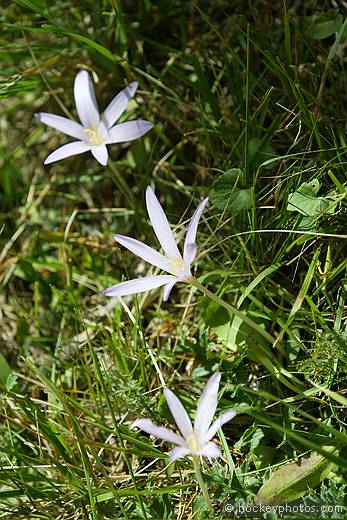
{"left": 107, "top": 162, "right": 136, "bottom": 210}
{"left": 192, "top": 455, "right": 214, "bottom": 517}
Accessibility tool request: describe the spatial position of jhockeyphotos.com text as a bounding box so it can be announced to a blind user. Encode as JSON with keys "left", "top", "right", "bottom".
{"left": 221, "top": 501, "right": 345, "bottom": 518}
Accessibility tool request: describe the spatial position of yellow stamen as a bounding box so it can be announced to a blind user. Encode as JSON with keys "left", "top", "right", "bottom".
{"left": 185, "top": 433, "right": 201, "bottom": 454}
{"left": 83, "top": 127, "right": 104, "bottom": 146}
{"left": 166, "top": 256, "right": 185, "bottom": 276}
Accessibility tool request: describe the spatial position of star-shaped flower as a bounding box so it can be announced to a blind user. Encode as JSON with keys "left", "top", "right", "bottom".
{"left": 132, "top": 372, "right": 236, "bottom": 461}
{"left": 104, "top": 186, "right": 208, "bottom": 301}
{"left": 35, "top": 70, "right": 153, "bottom": 165}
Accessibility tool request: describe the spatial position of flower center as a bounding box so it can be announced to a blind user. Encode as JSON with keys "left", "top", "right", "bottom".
{"left": 166, "top": 256, "right": 185, "bottom": 277}
{"left": 83, "top": 126, "right": 104, "bottom": 146}
{"left": 185, "top": 433, "right": 201, "bottom": 455}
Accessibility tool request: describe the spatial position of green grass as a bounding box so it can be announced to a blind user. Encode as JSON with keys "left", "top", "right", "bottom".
{"left": 1, "top": 1, "right": 347, "bottom": 518}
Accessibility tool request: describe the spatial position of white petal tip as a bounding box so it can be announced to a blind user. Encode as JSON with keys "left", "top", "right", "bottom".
{"left": 142, "top": 121, "right": 153, "bottom": 132}
{"left": 202, "top": 443, "right": 222, "bottom": 458}
{"left": 76, "top": 69, "right": 89, "bottom": 78}
{"left": 97, "top": 157, "right": 108, "bottom": 166}
{"left": 130, "top": 80, "right": 139, "bottom": 91}
{"left": 97, "top": 158, "right": 108, "bottom": 166}
{"left": 34, "top": 113, "right": 41, "bottom": 120}
{"left": 130, "top": 419, "right": 142, "bottom": 429}
{"left": 202, "top": 372, "right": 221, "bottom": 389}
{"left": 43, "top": 157, "right": 53, "bottom": 165}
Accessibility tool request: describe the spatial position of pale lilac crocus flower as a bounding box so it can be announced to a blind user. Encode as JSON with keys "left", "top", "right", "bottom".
{"left": 35, "top": 70, "right": 153, "bottom": 165}
{"left": 132, "top": 372, "right": 236, "bottom": 461}
{"left": 104, "top": 186, "right": 208, "bottom": 301}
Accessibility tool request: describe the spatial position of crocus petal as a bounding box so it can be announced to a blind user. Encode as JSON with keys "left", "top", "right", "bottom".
{"left": 194, "top": 372, "right": 221, "bottom": 437}
{"left": 163, "top": 280, "right": 177, "bottom": 302}
{"left": 164, "top": 388, "right": 193, "bottom": 439}
{"left": 184, "top": 243, "right": 198, "bottom": 267}
{"left": 106, "top": 120, "right": 153, "bottom": 144}
{"left": 145, "top": 186, "right": 182, "bottom": 261}
{"left": 114, "top": 234, "right": 175, "bottom": 274}
{"left": 200, "top": 441, "right": 222, "bottom": 458}
{"left": 132, "top": 419, "right": 184, "bottom": 446}
{"left": 35, "top": 113, "right": 85, "bottom": 140}
{"left": 44, "top": 141, "right": 91, "bottom": 164}
{"left": 74, "top": 70, "right": 100, "bottom": 128}
{"left": 204, "top": 410, "right": 237, "bottom": 443}
{"left": 183, "top": 197, "right": 208, "bottom": 266}
{"left": 91, "top": 144, "right": 108, "bottom": 166}
{"left": 169, "top": 446, "right": 191, "bottom": 461}
{"left": 102, "top": 81, "right": 138, "bottom": 129}
{"left": 103, "top": 275, "right": 176, "bottom": 297}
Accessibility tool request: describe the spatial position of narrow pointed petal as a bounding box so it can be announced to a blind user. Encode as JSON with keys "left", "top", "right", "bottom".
{"left": 169, "top": 446, "right": 190, "bottom": 461}
{"left": 145, "top": 186, "right": 182, "bottom": 260}
{"left": 103, "top": 275, "right": 176, "bottom": 297}
{"left": 132, "top": 419, "right": 184, "bottom": 445}
{"left": 74, "top": 70, "right": 100, "bottom": 128}
{"left": 106, "top": 120, "right": 153, "bottom": 144}
{"left": 184, "top": 243, "right": 198, "bottom": 267}
{"left": 204, "top": 410, "right": 237, "bottom": 443}
{"left": 201, "top": 441, "right": 222, "bottom": 458}
{"left": 114, "top": 234, "right": 174, "bottom": 273}
{"left": 164, "top": 388, "right": 193, "bottom": 439}
{"left": 44, "top": 141, "right": 90, "bottom": 164}
{"left": 102, "top": 81, "right": 138, "bottom": 129}
{"left": 163, "top": 280, "right": 177, "bottom": 302}
{"left": 91, "top": 144, "right": 108, "bottom": 165}
{"left": 35, "top": 113, "right": 85, "bottom": 140}
{"left": 194, "top": 372, "right": 221, "bottom": 437}
{"left": 183, "top": 197, "right": 208, "bottom": 266}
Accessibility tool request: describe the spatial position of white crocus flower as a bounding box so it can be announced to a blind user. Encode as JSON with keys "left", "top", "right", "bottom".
{"left": 132, "top": 372, "right": 236, "bottom": 461}
{"left": 35, "top": 70, "right": 153, "bottom": 166}
{"left": 104, "top": 186, "right": 208, "bottom": 301}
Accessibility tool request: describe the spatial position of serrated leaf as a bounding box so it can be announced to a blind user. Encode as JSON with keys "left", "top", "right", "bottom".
{"left": 255, "top": 446, "right": 337, "bottom": 505}
{"left": 209, "top": 169, "right": 252, "bottom": 213}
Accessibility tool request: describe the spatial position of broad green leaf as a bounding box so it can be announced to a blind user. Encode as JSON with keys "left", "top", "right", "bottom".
{"left": 287, "top": 179, "right": 336, "bottom": 217}
{"left": 296, "top": 179, "right": 320, "bottom": 196}
{"left": 209, "top": 169, "right": 252, "bottom": 213}
{"left": 202, "top": 301, "right": 237, "bottom": 350}
{"left": 255, "top": 446, "right": 337, "bottom": 505}
{"left": 201, "top": 301, "right": 269, "bottom": 352}
{"left": 307, "top": 11, "right": 343, "bottom": 40}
